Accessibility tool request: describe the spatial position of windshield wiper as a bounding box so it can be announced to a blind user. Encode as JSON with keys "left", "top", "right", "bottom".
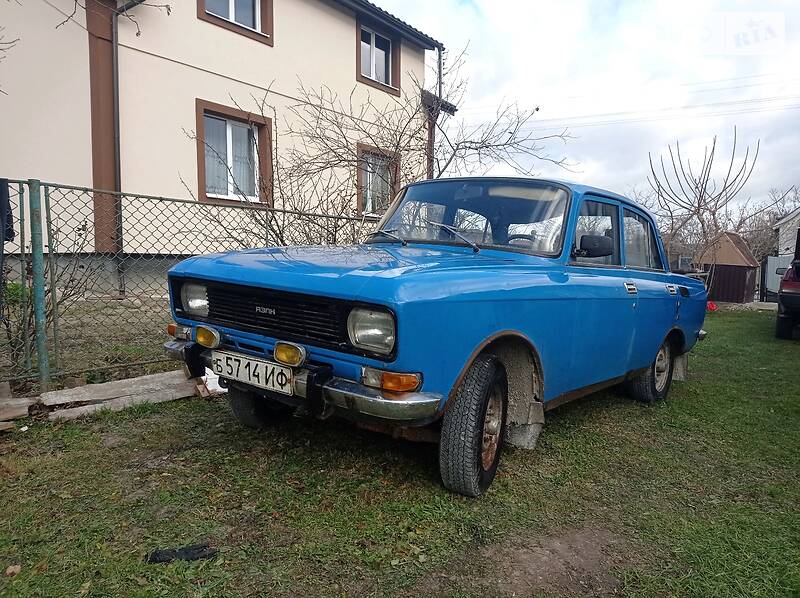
{"left": 424, "top": 220, "right": 480, "bottom": 253}
{"left": 366, "top": 228, "right": 407, "bottom": 246}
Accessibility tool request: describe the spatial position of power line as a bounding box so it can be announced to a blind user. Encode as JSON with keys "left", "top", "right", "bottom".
{"left": 512, "top": 103, "right": 800, "bottom": 132}
{"left": 459, "top": 93, "right": 800, "bottom": 125}
{"left": 459, "top": 73, "right": 800, "bottom": 113}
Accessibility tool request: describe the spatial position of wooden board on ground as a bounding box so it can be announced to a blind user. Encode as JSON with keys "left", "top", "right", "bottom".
{"left": 48, "top": 381, "right": 198, "bottom": 421}
{"left": 0, "top": 421, "right": 14, "bottom": 433}
{"left": 40, "top": 370, "right": 192, "bottom": 407}
{"left": 0, "top": 398, "right": 36, "bottom": 421}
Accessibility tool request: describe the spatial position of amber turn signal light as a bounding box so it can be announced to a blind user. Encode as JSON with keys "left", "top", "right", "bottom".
{"left": 194, "top": 326, "right": 221, "bottom": 348}
{"left": 362, "top": 366, "right": 421, "bottom": 392}
{"left": 380, "top": 372, "right": 422, "bottom": 392}
{"left": 167, "top": 323, "right": 192, "bottom": 341}
{"left": 273, "top": 341, "right": 306, "bottom": 367}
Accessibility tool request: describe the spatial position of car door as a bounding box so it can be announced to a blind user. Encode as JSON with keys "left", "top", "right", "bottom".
{"left": 621, "top": 207, "right": 677, "bottom": 371}
{"left": 566, "top": 195, "right": 636, "bottom": 390}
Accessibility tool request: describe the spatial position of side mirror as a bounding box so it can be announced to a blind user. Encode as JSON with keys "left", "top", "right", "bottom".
{"left": 776, "top": 267, "right": 788, "bottom": 276}
{"left": 576, "top": 234, "right": 614, "bottom": 258}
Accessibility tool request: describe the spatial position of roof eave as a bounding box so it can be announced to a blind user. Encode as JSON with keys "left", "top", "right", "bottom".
{"left": 331, "top": 0, "right": 443, "bottom": 50}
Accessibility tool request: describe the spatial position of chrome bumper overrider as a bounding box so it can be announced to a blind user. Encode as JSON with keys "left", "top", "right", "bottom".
{"left": 164, "top": 340, "right": 442, "bottom": 423}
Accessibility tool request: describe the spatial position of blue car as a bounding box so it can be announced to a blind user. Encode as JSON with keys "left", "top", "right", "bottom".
{"left": 165, "top": 177, "right": 707, "bottom": 496}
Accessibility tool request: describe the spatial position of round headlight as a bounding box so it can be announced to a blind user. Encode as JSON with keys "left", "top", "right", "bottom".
{"left": 347, "top": 307, "right": 395, "bottom": 355}
{"left": 180, "top": 283, "right": 209, "bottom": 317}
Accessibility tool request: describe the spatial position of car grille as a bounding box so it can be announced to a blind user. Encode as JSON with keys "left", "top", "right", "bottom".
{"left": 191, "top": 281, "right": 350, "bottom": 350}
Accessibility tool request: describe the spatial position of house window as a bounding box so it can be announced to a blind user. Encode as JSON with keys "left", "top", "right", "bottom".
{"left": 204, "top": 114, "right": 258, "bottom": 199}
{"left": 356, "top": 22, "right": 400, "bottom": 96}
{"left": 360, "top": 27, "right": 391, "bottom": 85}
{"left": 360, "top": 149, "right": 396, "bottom": 215}
{"left": 206, "top": 0, "right": 259, "bottom": 30}
{"left": 197, "top": 0, "right": 273, "bottom": 46}
{"left": 196, "top": 99, "right": 272, "bottom": 204}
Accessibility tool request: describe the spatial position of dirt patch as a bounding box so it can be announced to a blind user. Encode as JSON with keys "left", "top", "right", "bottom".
{"left": 100, "top": 433, "right": 125, "bottom": 448}
{"left": 414, "top": 527, "right": 627, "bottom": 597}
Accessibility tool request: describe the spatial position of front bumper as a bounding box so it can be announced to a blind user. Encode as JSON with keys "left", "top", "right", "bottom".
{"left": 165, "top": 340, "right": 442, "bottom": 425}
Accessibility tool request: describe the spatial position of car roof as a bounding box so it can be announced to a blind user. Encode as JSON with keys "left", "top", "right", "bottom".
{"left": 406, "top": 176, "right": 657, "bottom": 221}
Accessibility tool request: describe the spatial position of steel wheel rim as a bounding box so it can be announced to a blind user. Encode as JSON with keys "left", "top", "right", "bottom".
{"left": 654, "top": 343, "right": 670, "bottom": 393}
{"left": 481, "top": 383, "right": 503, "bottom": 470}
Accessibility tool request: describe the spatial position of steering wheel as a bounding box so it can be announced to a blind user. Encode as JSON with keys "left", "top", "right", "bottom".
{"left": 507, "top": 234, "right": 537, "bottom": 244}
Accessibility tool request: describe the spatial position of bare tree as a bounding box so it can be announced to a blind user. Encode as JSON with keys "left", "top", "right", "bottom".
{"left": 181, "top": 47, "right": 572, "bottom": 247}
{"left": 58, "top": 1, "right": 172, "bottom": 36}
{"left": 737, "top": 186, "right": 799, "bottom": 261}
{"left": 0, "top": 23, "right": 20, "bottom": 96}
{"left": 646, "top": 128, "right": 761, "bottom": 268}
{"left": 430, "top": 48, "right": 572, "bottom": 178}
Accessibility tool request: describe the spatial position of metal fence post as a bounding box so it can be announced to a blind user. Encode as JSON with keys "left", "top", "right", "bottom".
{"left": 18, "top": 182, "right": 31, "bottom": 370}
{"left": 43, "top": 185, "right": 61, "bottom": 371}
{"left": 27, "top": 179, "right": 50, "bottom": 391}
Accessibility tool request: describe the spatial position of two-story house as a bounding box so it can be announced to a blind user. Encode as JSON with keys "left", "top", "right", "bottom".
{"left": 0, "top": 0, "right": 447, "bottom": 252}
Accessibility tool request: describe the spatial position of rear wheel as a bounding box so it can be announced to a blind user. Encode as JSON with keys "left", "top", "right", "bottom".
{"left": 626, "top": 339, "right": 675, "bottom": 403}
{"left": 439, "top": 355, "right": 508, "bottom": 497}
{"left": 775, "top": 315, "right": 795, "bottom": 340}
{"left": 227, "top": 385, "right": 288, "bottom": 429}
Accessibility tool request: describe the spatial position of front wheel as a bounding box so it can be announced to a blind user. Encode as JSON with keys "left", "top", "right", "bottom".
{"left": 625, "top": 339, "right": 675, "bottom": 403}
{"left": 439, "top": 355, "right": 508, "bottom": 497}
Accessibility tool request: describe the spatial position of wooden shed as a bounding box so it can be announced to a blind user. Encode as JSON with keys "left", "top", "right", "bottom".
{"left": 699, "top": 231, "right": 760, "bottom": 303}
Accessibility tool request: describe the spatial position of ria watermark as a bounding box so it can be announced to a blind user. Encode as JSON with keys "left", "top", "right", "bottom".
{"left": 701, "top": 12, "right": 786, "bottom": 55}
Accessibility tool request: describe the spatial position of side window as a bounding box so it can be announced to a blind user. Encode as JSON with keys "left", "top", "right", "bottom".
{"left": 574, "top": 200, "right": 620, "bottom": 266}
{"left": 623, "top": 209, "right": 664, "bottom": 269}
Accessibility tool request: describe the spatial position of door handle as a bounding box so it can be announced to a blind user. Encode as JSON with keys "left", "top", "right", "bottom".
{"left": 665, "top": 284, "right": 677, "bottom": 295}
{"left": 624, "top": 281, "right": 638, "bottom": 294}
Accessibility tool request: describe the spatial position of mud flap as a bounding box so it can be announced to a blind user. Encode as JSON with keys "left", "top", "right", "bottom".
{"left": 505, "top": 399, "right": 544, "bottom": 450}
{"left": 673, "top": 353, "right": 688, "bottom": 382}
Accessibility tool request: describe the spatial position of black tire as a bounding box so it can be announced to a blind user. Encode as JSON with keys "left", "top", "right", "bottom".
{"left": 626, "top": 339, "right": 675, "bottom": 404}
{"left": 775, "top": 316, "right": 795, "bottom": 340}
{"left": 227, "top": 385, "right": 287, "bottom": 429}
{"left": 439, "top": 354, "right": 508, "bottom": 497}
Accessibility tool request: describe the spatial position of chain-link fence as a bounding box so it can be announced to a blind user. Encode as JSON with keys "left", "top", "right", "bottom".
{"left": 0, "top": 179, "right": 377, "bottom": 393}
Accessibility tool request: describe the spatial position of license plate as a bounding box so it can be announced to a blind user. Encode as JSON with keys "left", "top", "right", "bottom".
{"left": 210, "top": 350, "right": 293, "bottom": 395}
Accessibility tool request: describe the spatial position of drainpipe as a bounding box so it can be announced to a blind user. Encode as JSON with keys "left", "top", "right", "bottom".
{"left": 437, "top": 44, "right": 443, "bottom": 101}
{"left": 110, "top": 0, "right": 145, "bottom": 296}
{"left": 427, "top": 44, "right": 445, "bottom": 179}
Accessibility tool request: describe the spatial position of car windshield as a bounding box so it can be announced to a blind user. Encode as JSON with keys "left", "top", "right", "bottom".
{"left": 369, "top": 180, "right": 570, "bottom": 256}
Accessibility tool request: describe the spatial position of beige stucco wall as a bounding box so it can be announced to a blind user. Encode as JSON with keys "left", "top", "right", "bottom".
{"left": 116, "top": 0, "right": 427, "bottom": 201}
{"left": 0, "top": 0, "right": 93, "bottom": 186}
{"left": 1, "top": 0, "right": 429, "bottom": 256}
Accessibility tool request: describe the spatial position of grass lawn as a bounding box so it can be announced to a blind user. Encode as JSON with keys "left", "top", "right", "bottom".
{"left": 1, "top": 310, "right": 798, "bottom": 597}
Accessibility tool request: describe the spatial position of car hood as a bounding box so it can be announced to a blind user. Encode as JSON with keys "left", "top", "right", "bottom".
{"left": 169, "top": 243, "right": 535, "bottom": 302}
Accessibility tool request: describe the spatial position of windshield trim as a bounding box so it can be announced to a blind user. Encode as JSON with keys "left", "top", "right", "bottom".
{"left": 368, "top": 180, "right": 573, "bottom": 259}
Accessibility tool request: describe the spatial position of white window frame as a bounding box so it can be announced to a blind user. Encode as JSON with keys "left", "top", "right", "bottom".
{"left": 206, "top": 0, "right": 262, "bottom": 34}
{"left": 362, "top": 151, "right": 393, "bottom": 215}
{"left": 360, "top": 26, "right": 392, "bottom": 86}
{"left": 204, "top": 114, "right": 259, "bottom": 202}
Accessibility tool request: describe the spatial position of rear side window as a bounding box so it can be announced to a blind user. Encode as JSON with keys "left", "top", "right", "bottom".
{"left": 624, "top": 209, "right": 664, "bottom": 270}
{"left": 574, "top": 200, "right": 620, "bottom": 266}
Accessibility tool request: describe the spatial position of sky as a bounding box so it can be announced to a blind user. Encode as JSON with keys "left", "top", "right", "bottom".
{"left": 379, "top": 0, "right": 799, "bottom": 203}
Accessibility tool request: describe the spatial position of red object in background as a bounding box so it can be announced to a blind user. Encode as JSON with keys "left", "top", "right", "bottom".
{"left": 779, "top": 262, "right": 800, "bottom": 293}
{"left": 707, "top": 300, "right": 718, "bottom": 312}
